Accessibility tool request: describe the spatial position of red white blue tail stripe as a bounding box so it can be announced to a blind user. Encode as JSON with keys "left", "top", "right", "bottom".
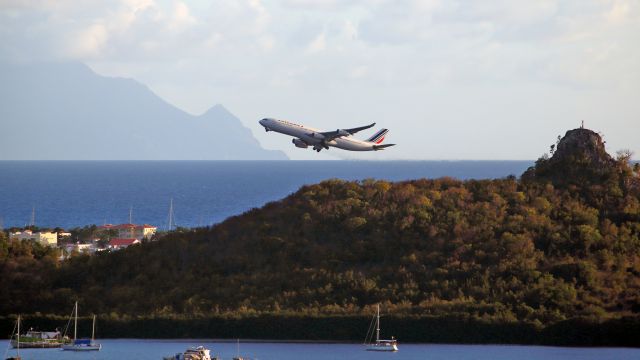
{"left": 367, "top": 129, "right": 389, "bottom": 144}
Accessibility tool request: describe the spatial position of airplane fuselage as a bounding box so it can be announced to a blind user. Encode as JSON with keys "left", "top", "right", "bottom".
{"left": 259, "top": 118, "right": 385, "bottom": 151}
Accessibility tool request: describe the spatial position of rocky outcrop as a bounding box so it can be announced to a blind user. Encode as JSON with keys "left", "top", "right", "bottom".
{"left": 522, "top": 128, "right": 617, "bottom": 187}
{"left": 552, "top": 128, "right": 615, "bottom": 168}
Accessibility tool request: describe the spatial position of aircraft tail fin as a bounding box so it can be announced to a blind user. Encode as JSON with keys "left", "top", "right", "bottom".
{"left": 366, "top": 129, "right": 389, "bottom": 144}
{"left": 373, "top": 144, "right": 395, "bottom": 151}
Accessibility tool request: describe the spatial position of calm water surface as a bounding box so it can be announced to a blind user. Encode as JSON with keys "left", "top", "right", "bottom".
{"left": 2, "top": 340, "right": 639, "bottom": 360}
{"left": 0, "top": 161, "right": 532, "bottom": 229}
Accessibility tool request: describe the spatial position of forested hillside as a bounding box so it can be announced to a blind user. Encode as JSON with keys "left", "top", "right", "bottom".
{"left": 2, "top": 128, "right": 640, "bottom": 344}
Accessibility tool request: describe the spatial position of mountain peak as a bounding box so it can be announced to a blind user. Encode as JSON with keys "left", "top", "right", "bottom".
{"left": 0, "top": 62, "right": 288, "bottom": 160}
{"left": 201, "top": 104, "right": 232, "bottom": 117}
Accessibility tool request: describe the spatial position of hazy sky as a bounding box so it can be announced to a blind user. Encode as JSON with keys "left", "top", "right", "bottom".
{"left": 1, "top": 0, "right": 638, "bottom": 160}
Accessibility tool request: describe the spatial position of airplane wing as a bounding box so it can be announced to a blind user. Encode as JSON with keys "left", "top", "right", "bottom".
{"left": 317, "top": 123, "right": 376, "bottom": 142}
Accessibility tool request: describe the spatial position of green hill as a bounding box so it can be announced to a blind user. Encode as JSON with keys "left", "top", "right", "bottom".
{"left": 2, "top": 127, "right": 640, "bottom": 344}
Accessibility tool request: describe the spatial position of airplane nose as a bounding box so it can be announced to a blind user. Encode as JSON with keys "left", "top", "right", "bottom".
{"left": 259, "top": 118, "right": 271, "bottom": 132}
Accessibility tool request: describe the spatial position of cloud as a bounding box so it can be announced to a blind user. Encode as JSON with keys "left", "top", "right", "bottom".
{"left": 68, "top": 23, "right": 109, "bottom": 58}
{"left": 280, "top": 0, "right": 359, "bottom": 11}
{"left": 0, "top": 0, "right": 270, "bottom": 62}
{"left": 348, "top": 65, "right": 368, "bottom": 79}
{"left": 306, "top": 32, "right": 326, "bottom": 53}
{"left": 605, "top": 0, "right": 636, "bottom": 24}
{"left": 169, "top": 1, "right": 197, "bottom": 31}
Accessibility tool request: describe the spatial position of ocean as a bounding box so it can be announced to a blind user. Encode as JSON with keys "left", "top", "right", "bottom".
{"left": 0, "top": 161, "right": 533, "bottom": 229}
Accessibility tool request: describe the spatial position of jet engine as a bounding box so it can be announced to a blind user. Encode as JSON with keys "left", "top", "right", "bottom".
{"left": 292, "top": 138, "right": 309, "bottom": 148}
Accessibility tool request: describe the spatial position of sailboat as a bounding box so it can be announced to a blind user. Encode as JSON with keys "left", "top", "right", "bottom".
{"left": 61, "top": 302, "right": 102, "bottom": 351}
{"left": 5, "top": 315, "right": 21, "bottom": 360}
{"left": 232, "top": 338, "right": 243, "bottom": 360}
{"left": 365, "top": 304, "right": 398, "bottom": 352}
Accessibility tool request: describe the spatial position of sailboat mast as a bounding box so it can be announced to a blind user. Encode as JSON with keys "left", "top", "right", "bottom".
{"left": 74, "top": 301, "right": 78, "bottom": 340}
{"left": 168, "top": 198, "right": 173, "bottom": 231}
{"left": 92, "top": 314, "right": 96, "bottom": 341}
{"left": 17, "top": 314, "right": 20, "bottom": 355}
{"left": 376, "top": 304, "right": 380, "bottom": 342}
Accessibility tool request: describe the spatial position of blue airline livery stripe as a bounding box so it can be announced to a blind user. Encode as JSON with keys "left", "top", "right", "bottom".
{"left": 367, "top": 129, "right": 388, "bottom": 143}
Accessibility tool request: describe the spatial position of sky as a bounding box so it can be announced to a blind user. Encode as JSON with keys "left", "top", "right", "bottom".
{"left": 1, "top": 0, "right": 638, "bottom": 160}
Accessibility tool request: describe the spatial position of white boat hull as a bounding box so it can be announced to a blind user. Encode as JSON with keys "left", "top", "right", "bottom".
{"left": 61, "top": 344, "right": 101, "bottom": 351}
{"left": 366, "top": 344, "right": 398, "bottom": 352}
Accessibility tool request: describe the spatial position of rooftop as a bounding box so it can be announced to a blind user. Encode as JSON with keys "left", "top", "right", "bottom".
{"left": 109, "top": 238, "right": 140, "bottom": 246}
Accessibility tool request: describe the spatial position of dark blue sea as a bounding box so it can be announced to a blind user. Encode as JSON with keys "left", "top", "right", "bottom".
{"left": 1, "top": 339, "right": 638, "bottom": 360}
{"left": 0, "top": 161, "right": 533, "bottom": 229}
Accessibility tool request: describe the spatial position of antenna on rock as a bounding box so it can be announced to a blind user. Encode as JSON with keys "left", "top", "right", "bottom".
{"left": 581, "top": 120, "right": 584, "bottom": 129}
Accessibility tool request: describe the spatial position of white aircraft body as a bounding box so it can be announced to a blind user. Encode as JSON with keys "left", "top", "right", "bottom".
{"left": 259, "top": 118, "right": 395, "bottom": 152}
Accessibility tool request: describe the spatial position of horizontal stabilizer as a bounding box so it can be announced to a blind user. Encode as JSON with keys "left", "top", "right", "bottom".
{"left": 373, "top": 144, "right": 395, "bottom": 151}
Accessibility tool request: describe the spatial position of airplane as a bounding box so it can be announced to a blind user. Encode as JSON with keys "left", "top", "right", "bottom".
{"left": 259, "top": 118, "right": 395, "bottom": 152}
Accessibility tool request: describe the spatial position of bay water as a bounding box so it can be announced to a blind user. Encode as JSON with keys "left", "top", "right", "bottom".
{"left": 2, "top": 340, "right": 639, "bottom": 360}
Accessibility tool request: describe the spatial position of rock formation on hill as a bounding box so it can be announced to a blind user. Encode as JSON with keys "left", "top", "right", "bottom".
{"left": 522, "top": 127, "right": 618, "bottom": 187}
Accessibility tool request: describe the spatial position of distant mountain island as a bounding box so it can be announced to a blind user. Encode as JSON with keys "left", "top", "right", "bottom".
{"left": 0, "top": 62, "right": 286, "bottom": 160}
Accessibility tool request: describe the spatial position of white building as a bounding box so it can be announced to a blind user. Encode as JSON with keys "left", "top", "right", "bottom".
{"left": 9, "top": 230, "right": 58, "bottom": 246}
{"left": 98, "top": 223, "right": 157, "bottom": 240}
{"left": 64, "top": 243, "right": 96, "bottom": 254}
{"left": 108, "top": 238, "right": 140, "bottom": 250}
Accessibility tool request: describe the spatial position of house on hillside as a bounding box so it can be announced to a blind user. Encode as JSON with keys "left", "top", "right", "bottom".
{"left": 9, "top": 230, "right": 58, "bottom": 246}
{"left": 108, "top": 238, "right": 140, "bottom": 250}
{"left": 57, "top": 232, "right": 72, "bottom": 239}
{"left": 98, "top": 223, "right": 157, "bottom": 240}
{"left": 64, "top": 242, "right": 96, "bottom": 254}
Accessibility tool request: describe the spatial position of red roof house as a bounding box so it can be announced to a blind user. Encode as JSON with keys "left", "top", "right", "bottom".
{"left": 108, "top": 238, "right": 140, "bottom": 250}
